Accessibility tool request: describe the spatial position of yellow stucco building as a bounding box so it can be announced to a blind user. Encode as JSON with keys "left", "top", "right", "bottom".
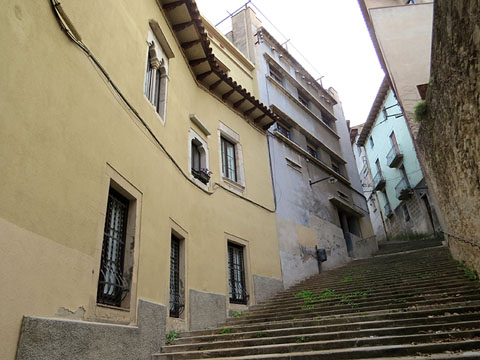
{"left": 0, "top": 0, "right": 283, "bottom": 358}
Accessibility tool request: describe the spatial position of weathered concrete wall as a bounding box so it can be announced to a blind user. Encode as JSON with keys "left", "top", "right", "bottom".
{"left": 16, "top": 300, "right": 165, "bottom": 360}
{"left": 417, "top": 0, "right": 480, "bottom": 273}
{"left": 188, "top": 290, "right": 226, "bottom": 331}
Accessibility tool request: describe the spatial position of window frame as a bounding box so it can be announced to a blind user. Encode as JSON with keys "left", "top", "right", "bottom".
{"left": 189, "top": 129, "right": 210, "bottom": 187}
{"left": 269, "top": 63, "right": 284, "bottom": 84}
{"left": 227, "top": 242, "right": 248, "bottom": 305}
{"left": 297, "top": 89, "right": 310, "bottom": 109}
{"left": 221, "top": 137, "right": 237, "bottom": 182}
{"left": 144, "top": 27, "right": 169, "bottom": 123}
{"left": 94, "top": 165, "right": 142, "bottom": 324}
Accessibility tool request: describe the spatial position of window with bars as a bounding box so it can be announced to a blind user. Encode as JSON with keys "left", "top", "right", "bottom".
{"left": 221, "top": 137, "right": 237, "bottom": 182}
{"left": 228, "top": 243, "right": 248, "bottom": 304}
{"left": 170, "top": 234, "right": 183, "bottom": 318}
{"left": 97, "top": 188, "right": 130, "bottom": 307}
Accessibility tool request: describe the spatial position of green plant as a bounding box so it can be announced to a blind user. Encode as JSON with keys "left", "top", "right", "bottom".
{"left": 301, "top": 304, "right": 314, "bottom": 311}
{"left": 414, "top": 100, "right": 428, "bottom": 122}
{"left": 456, "top": 261, "right": 478, "bottom": 281}
{"left": 220, "top": 327, "right": 233, "bottom": 334}
{"left": 254, "top": 331, "right": 268, "bottom": 338}
{"left": 165, "top": 330, "right": 180, "bottom": 345}
{"left": 296, "top": 336, "right": 308, "bottom": 343}
{"left": 341, "top": 274, "right": 353, "bottom": 283}
{"left": 232, "top": 312, "right": 247, "bottom": 318}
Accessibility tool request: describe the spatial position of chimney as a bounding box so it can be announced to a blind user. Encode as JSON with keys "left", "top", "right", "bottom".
{"left": 230, "top": 6, "right": 261, "bottom": 64}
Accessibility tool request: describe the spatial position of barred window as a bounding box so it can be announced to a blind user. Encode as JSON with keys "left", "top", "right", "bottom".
{"left": 169, "top": 235, "right": 183, "bottom": 317}
{"left": 97, "top": 188, "right": 130, "bottom": 307}
{"left": 228, "top": 243, "right": 248, "bottom": 304}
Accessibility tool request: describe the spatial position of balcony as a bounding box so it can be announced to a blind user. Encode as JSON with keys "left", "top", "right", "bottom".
{"left": 384, "top": 203, "right": 393, "bottom": 217}
{"left": 386, "top": 145, "right": 403, "bottom": 168}
{"left": 395, "top": 178, "right": 413, "bottom": 200}
{"left": 373, "top": 171, "right": 386, "bottom": 191}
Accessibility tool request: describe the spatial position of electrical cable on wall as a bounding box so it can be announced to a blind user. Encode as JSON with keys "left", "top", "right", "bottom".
{"left": 49, "top": 0, "right": 275, "bottom": 213}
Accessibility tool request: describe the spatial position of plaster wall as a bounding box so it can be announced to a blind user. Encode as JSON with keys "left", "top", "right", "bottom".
{"left": 0, "top": 1, "right": 282, "bottom": 358}
{"left": 369, "top": 3, "right": 433, "bottom": 137}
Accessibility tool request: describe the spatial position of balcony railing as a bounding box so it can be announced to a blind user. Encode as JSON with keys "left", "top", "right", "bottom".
{"left": 373, "top": 171, "right": 386, "bottom": 191}
{"left": 386, "top": 145, "right": 403, "bottom": 168}
{"left": 384, "top": 202, "right": 393, "bottom": 217}
{"left": 395, "top": 178, "right": 412, "bottom": 200}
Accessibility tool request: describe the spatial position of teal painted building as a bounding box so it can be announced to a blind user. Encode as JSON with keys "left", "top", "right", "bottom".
{"left": 357, "top": 78, "right": 439, "bottom": 237}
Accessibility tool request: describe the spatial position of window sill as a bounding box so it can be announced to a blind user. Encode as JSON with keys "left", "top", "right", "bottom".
{"left": 222, "top": 176, "right": 245, "bottom": 194}
{"left": 143, "top": 95, "right": 166, "bottom": 125}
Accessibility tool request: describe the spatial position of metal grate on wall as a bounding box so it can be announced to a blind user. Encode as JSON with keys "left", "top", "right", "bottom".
{"left": 228, "top": 243, "right": 248, "bottom": 304}
{"left": 170, "top": 235, "right": 184, "bottom": 317}
{"left": 97, "top": 188, "right": 130, "bottom": 307}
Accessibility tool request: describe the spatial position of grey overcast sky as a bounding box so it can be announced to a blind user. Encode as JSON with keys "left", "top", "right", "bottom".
{"left": 195, "top": 0, "right": 385, "bottom": 126}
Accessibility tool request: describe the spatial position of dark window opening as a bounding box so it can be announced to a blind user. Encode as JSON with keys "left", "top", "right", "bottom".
{"left": 269, "top": 64, "right": 284, "bottom": 84}
{"left": 370, "top": 136, "right": 375, "bottom": 149}
{"left": 298, "top": 90, "right": 310, "bottom": 108}
{"left": 307, "top": 145, "right": 318, "bottom": 159}
{"left": 221, "top": 137, "right": 237, "bottom": 182}
{"left": 144, "top": 43, "right": 163, "bottom": 114}
{"left": 276, "top": 122, "right": 291, "bottom": 139}
{"left": 321, "top": 112, "right": 334, "bottom": 129}
{"left": 331, "top": 158, "right": 342, "bottom": 175}
{"left": 402, "top": 203, "right": 411, "bottom": 222}
{"left": 170, "top": 234, "right": 183, "bottom": 317}
{"left": 228, "top": 243, "right": 248, "bottom": 304}
{"left": 97, "top": 188, "right": 130, "bottom": 307}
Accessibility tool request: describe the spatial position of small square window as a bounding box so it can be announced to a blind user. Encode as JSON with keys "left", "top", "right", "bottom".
{"left": 331, "top": 158, "right": 343, "bottom": 175}
{"left": 370, "top": 137, "right": 375, "bottom": 149}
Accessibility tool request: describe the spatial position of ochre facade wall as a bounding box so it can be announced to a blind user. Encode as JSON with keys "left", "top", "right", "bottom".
{"left": 0, "top": 1, "right": 282, "bottom": 358}
{"left": 417, "top": 0, "right": 480, "bottom": 274}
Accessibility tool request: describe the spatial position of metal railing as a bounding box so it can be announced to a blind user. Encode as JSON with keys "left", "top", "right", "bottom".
{"left": 373, "top": 171, "right": 385, "bottom": 190}
{"left": 386, "top": 145, "right": 403, "bottom": 167}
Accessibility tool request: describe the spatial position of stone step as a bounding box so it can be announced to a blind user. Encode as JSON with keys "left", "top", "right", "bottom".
{"left": 174, "top": 312, "right": 480, "bottom": 345}
{"left": 268, "top": 273, "right": 473, "bottom": 302}
{"left": 153, "top": 331, "right": 480, "bottom": 359}
{"left": 228, "top": 295, "right": 480, "bottom": 325}
{"left": 246, "top": 285, "right": 479, "bottom": 315}
{"left": 163, "top": 341, "right": 480, "bottom": 360}
{"left": 178, "top": 303, "right": 480, "bottom": 338}
{"left": 230, "top": 291, "right": 480, "bottom": 324}
{"left": 163, "top": 320, "right": 480, "bottom": 353}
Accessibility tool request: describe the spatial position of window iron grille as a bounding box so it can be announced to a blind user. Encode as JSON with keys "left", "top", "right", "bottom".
{"left": 170, "top": 235, "right": 184, "bottom": 317}
{"left": 228, "top": 243, "right": 248, "bottom": 304}
{"left": 97, "top": 188, "right": 130, "bottom": 307}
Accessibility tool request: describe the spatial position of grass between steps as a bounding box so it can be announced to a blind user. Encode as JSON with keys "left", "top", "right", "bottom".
{"left": 294, "top": 288, "right": 370, "bottom": 312}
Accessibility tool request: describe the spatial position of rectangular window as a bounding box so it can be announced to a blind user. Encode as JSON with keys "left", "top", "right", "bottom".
{"left": 402, "top": 203, "right": 411, "bottom": 222}
{"left": 321, "top": 112, "right": 334, "bottom": 129}
{"left": 375, "top": 159, "right": 382, "bottom": 175}
{"left": 389, "top": 131, "right": 399, "bottom": 151}
{"left": 170, "top": 234, "right": 182, "bottom": 318}
{"left": 269, "top": 64, "right": 284, "bottom": 84}
{"left": 370, "top": 136, "right": 375, "bottom": 149}
{"left": 307, "top": 145, "right": 318, "bottom": 159}
{"left": 228, "top": 243, "right": 247, "bottom": 304}
{"left": 97, "top": 188, "right": 130, "bottom": 307}
{"left": 276, "top": 122, "right": 290, "bottom": 139}
{"left": 221, "top": 137, "right": 237, "bottom": 182}
{"left": 144, "top": 34, "right": 169, "bottom": 119}
{"left": 298, "top": 90, "right": 310, "bottom": 108}
{"left": 331, "top": 158, "right": 342, "bottom": 175}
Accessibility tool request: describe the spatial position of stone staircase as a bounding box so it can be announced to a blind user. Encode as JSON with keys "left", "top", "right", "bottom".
{"left": 153, "top": 242, "right": 480, "bottom": 359}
